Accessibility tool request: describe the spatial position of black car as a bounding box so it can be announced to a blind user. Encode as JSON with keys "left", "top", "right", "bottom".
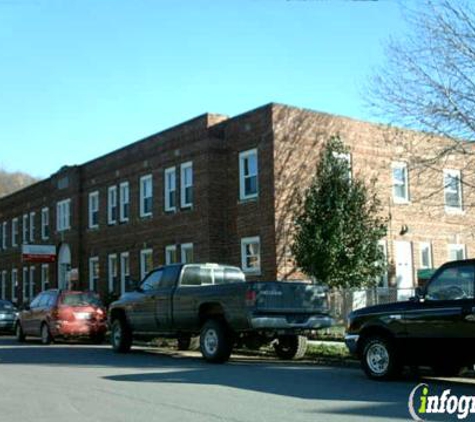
{"left": 0, "top": 300, "right": 18, "bottom": 334}
{"left": 346, "top": 259, "right": 475, "bottom": 380}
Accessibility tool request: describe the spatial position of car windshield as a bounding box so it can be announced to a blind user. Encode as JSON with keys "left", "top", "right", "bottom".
{"left": 0, "top": 300, "right": 16, "bottom": 311}
{"left": 61, "top": 293, "right": 103, "bottom": 307}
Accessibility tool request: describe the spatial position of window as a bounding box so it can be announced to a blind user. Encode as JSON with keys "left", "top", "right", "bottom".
{"left": 88, "top": 191, "right": 99, "bottom": 229}
{"left": 180, "top": 162, "right": 193, "bottom": 208}
{"left": 41, "top": 264, "right": 50, "bottom": 291}
{"left": 22, "top": 214, "right": 28, "bottom": 244}
{"left": 41, "top": 208, "right": 49, "bottom": 240}
{"left": 29, "top": 212, "right": 35, "bottom": 242}
{"left": 392, "top": 162, "right": 409, "bottom": 203}
{"left": 140, "top": 269, "right": 163, "bottom": 292}
{"left": 377, "top": 240, "right": 388, "bottom": 287}
{"left": 140, "top": 249, "right": 153, "bottom": 281}
{"left": 108, "top": 186, "right": 118, "bottom": 225}
{"left": 164, "top": 167, "right": 177, "bottom": 212}
{"left": 165, "top": 245, "right": 178, "bottom": 265}
{"left": 12, "top": 218, "right": 18, "bottom": 247}
{"left": 120, "top": 252, "right": 130, "bottom": 294}
{"left": 0, "top": 223, "right": 3, "bottom": 251}
{"left": 420, "top": 242, "right": 432, "bottom": 269}
{"left": 140, "top": 174, "right": 153, "bottom": 217}
{"left": 181, "top": 243, "right": 194, "bottom": 264}
{"left": 444, "top": 169, "right": 463, "bottom": 212}
{"left": 241, "top": 236, "right": 261, "bottom": 274}
{"left": 449, "top": 244, "right": 466, "bottom": 261}
{"left": 2, "top": 222, "right": 6, "bottom": 249}
{"left": 119, "top": 182, "right": 130, "bottom": 222}
{"left": 11, "top": 269, "right": 17, "bottom": 302}
{"left": 29, "top": 266, "right": 35, "bottom": 299}
{"left": 239, "top": 149, "right": 258, "bottom": 200}
{"left": 89, "top": 257, "right": 99, "bottom": 291}
{"left": 332, "top": 151, "right": 352, "bottom": 180}
{"left": 108, "top": 254, "right": 118, "bottom": 293}
{"left": 22, "top": 267, "right": 29, "bottom": 302}
{"left": 57, "top": 199, "right": 71, "bottom": 231}
{"left": 1, "top": 271, "right": 6, "bottom": 299}
{"left": 426, "top": 264, "right": 474, "bottom": 301}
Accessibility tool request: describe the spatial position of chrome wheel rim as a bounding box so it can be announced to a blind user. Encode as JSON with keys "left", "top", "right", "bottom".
{"left": 204, "top": 329, "right": 218, "bottom": 355}
{"left": 366, "top": 343, "right": 389, "bottom": 375}
{"left": 112, "top": 323, "right": 122, "bottom": 347}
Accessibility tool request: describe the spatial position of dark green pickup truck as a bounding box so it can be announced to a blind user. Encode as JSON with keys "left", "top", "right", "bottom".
{"left": 109, "top": 263, "right": 333, "bottom": 362}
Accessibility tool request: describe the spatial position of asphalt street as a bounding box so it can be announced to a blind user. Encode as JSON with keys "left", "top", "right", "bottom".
{"left": 0, "top": 336, "right": 472, "bottom": 422}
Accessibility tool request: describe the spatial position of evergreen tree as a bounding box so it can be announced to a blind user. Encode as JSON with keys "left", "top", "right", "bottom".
{"left": 292, "top": 136, "right": 387, "bottom": 289}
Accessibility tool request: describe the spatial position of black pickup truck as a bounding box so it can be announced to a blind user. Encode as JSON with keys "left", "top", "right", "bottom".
{"left": 109, "top": 263, "right": 333, "bottom": 362}
{"left": 346, "top": 259, "right": 475, "bottom": 380}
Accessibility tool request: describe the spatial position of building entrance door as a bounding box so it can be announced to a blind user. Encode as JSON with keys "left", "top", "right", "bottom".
{"left": 58, "top": 244, "right": 71, "bottom": 290}
{"left": 395, "top": 241, "right": 414, "bottom": 300}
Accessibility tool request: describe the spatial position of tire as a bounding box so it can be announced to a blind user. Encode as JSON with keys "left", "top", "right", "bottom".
{"left": 111, "top": 318, "right": 132, "bottom": 353}
{"left": 199, "top": 319, "right": 233, "bottom": 363}
{"left": 15, "top": 323, "right": 25, "bottom": 343}
{"left": 431, "top": 363, "right": 462, "bottom": 377}
{"left": 361, "top": 335, "right": 401, "bottom": 381}
{"left": 40, "top": 323, "right": 52, "bottom": 345}
{"left": 273, "top": 335, "right": 308, "bottom": 360}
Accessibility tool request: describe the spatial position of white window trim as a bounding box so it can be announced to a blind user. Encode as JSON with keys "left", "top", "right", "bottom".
{"left": 108, "top": 186, "right": 118, "bottom": 225}
{"left": 108, "top": 254, "right": 118, "bottom": 293}
{"left": 29, "top": 212, "right": 35, "bottom": 243}
{"left": 119, "top": 182, "right": 130, "bottom": 222}
{"left": 29, "top": 266, "right": 35, "bottom": 300}
{"left": 1, "top": 270, "right": 6, "bottom": 299}
{"left": 22, "top": 214, "right": 28, "bottom": 244}
{"left": 241, "top": 236, "right": 261, "bottom": 275}
{"left": 41, "top": 264, "right": 49, "bottom": 291}
{"left": 22, "top": 266, "right": 29, "bottom": 302}
{"left": 140, "top": 249, "right": 153, "bottom": 281}
{"left": 165, "top": 245, "right": 177, "bottom": 265}
{"left": 120, "top": 252, "right": 130, "bottom": 295}
{"left": 41, "top": 208, "right": 49, "bottom": 240}
{"left": 12, "top": 218, "right": 18, "bottom": 247}
{"left": 444, "top": 169, "right": 463, "bottom": 213}
{"left": 164, "top": 167, "right": 177, "bottom": 212}
{"left": 88, "top": 191, "right": 100, "bottom": 229}
{"left": 140, "top": 174, "right": 153, "bottom": 217}
{"left": 11, "top": 269, "right": 17, "bottom": 302}
{"left": 2, "top": 222, "right": 6, "bottom": 250}
{"left": 391, "top": 162, "right": 410, "bottom": 204}
{"left": 180, "top": 243, "right": 194, "bottom": 264}
{"left": 89, "top": 257, "right": 99, "bottom": 291}
{"left": 239, "top": 149, "right": 259, "bottom": 201}
{"left": 180, "top": 162, "right": 193, "bottom": 208}
{"left": 419, "top": 242, "right": 432, "bottom": 269}
{"left": 56, "top": 199, "right": 71, "bottom": 232}
{"left": 448, "top": 243, "right": 466, "bottom": 261}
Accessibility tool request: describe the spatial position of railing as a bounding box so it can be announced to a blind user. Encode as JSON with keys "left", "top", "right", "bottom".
{"left": 327, "top": 287, "right": 416, "bottom": 323}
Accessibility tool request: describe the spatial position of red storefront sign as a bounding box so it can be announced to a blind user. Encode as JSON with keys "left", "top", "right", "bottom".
{"left": 22, "top": 245, "right": 56, "bottom": 263}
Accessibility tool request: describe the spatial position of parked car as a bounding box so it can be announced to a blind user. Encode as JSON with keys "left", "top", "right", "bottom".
{"left": 345, "top": 259, "right": 475, "bottom": 380}
{"left": 0, "top": 300, "right": 18, "bottom": 334}
{"left": 16, "top": 290, "right": 107, "bottom": 345}
{"left": 109, "top": 263, "right": 333, "bottom": 363}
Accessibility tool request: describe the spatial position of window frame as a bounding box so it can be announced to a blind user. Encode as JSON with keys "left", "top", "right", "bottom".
{"left": 22, "top": 214, "right": 29, "bottom": 244}
{"left": 180, "top": 243, "right": 194, "bottom": 264}
{"left": 444, "top": 169, "right": 463, "bottom": 213}
{"left": 240, "top": 236, "right": 261, "bottom": 275}
{"left": 180, "top": 162, "right": 193, "bottom": 209}
{"left": 419, "top": 242, "right": 433, "bottom": 269}
{"left": 391, "top": 162, "right": 410, "bottom": 204}
{"left": 120, "top": 252, "right": 130, "bottom": 294}
{"left": 88, "top": 257, "right": 99, "bottom": 292}
{"left": 108, "top": 254, "right": 118, "bottom": 293}
{"left": 11, "top": 268, "right": 17, "bottom": 302}
{"left": 140, "top": 249, "right": 153, "bottom": 281}
{"left": 12, "top": 218, "right": 18, "bottom": 247}
{"left": 239, "top": 149, "right": 259, "bottom": 201}
{"left": 165, "top": 245, "right": 178, "bottom": 265}
{"left": 119, "top": 182, "right": 130, "bottom": 223}
{"left": 140, "top": 174, "right": 153, "bottom": 218}
{"left": 41, "top": 208, "right": 50, "bottom": 240}
{"left": 41, "top": 264, "right": 50, "bottom": 292}
{"left": 56, "top": 199, "right": 71, "bottom": 232}
{"left": 164, "top": 167, "right": 177, "bottom": 212}
{"left": 2, "top": 222, "right": 6, "bottom": 250}
{"left": 29, "top": 212, "right": 35, "bottom": 242}
{"left": 448, "top": 243, "right": 466, "bottom": 261}
{"left": 108, "top": 186, "right": 118, "bottom": 225}
{"left": 88, "top": 191, "right": 100, "bottom": 229}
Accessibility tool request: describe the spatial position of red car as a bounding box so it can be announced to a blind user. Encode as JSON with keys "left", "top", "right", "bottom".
{"left": 16, "top": 290, "right": 107, "bottom": 345}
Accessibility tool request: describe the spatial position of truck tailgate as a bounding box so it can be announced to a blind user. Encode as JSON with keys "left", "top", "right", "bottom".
{"left": 249, "top": 281, "right": 328, "bottom": 314}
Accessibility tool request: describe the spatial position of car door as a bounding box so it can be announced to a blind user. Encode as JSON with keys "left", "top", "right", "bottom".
{"left": 128, "top": 269, "right": 164, "bottom": 333}
{"left": 22, "top": 294, "right": 42, "bottom": 335}
{"left": 404, "top": 262, "right": 475, "bottom": 363}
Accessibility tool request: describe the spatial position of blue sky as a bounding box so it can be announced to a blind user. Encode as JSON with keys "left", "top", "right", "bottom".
{"left": 0, "top": 0, "right": 404, "bottom": 178}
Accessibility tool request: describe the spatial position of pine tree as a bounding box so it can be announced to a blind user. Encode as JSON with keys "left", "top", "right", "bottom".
{"left": 292, "top": 136, "right": 387, "bottom": 289}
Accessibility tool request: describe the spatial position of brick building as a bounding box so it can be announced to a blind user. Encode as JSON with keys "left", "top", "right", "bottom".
{"left": 0, "top": 103, "right": 474, "bottom": 304}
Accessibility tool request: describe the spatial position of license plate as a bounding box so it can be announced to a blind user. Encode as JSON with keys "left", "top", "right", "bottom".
{"left": 74, "top": 312, "right": 92, "bottom": 320}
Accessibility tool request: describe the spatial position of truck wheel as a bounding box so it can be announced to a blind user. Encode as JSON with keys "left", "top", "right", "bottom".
{"left": 40, "top": 323, "right": 53, "bottom": 345}
{"left": 273, "top": 335, "right": 308, "bottom": 360}
{"left": 111, "top": 318, "right": 132, "bottom": 353}
{"left": 361, "top": 335, "right": 401, "bottom": 381}
{"left": 200, "top": 319, "right": 233, "bottom": 363}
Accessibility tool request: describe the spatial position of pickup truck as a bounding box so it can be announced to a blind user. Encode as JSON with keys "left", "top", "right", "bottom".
{"left": 109, "top": 263, "right": 333, "bottom": 362}
{"left": 346, "top": 258, "right": 475, "bottom": 380}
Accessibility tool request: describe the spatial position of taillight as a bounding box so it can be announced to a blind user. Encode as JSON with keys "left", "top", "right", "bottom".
{"left": 245, "top": 290, "right": 257, "bottom": 307}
